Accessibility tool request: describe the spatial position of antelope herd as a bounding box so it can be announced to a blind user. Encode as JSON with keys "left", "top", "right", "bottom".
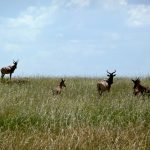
{"left": 0, "top": 60, "right": 150, "bottom": 97}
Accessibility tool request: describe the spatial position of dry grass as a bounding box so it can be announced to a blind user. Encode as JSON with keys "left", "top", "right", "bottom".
{"left": 0, "top": 77, "right": 149, "bottom": 149}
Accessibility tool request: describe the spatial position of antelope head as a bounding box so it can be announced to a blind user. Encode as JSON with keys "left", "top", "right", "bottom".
{"left": 13, "top": 60, "right": 19, "bottom": 68}
{"left": 131, "top": 78, "right": 140, "bottom": 87}
{"left": 106, "top": 70, "right": 116, "bottom": 84}
{"left": 60, "top": 79, "right": 66, "bottom": 88}
{"left": 107, "top": 70, "right": 116, "bottom": 78}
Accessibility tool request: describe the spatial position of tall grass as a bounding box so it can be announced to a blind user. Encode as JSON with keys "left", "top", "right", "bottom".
{"left": 0, "top": 77, "right": 149, "bottom": 149}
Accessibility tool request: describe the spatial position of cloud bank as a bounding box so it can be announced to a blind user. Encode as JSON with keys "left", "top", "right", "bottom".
{"left": 127, "top": 5, "right": 150, "bottom": 27}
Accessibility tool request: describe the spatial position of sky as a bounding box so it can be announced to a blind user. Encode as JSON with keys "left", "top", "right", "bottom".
{"left": 0, "top": 0, "right": 150, "bottom": 77}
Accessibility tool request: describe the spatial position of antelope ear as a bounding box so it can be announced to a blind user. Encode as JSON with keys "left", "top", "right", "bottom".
{"left": 131, "top": 79, "right": 135, "bottom": 82}
{"left": 113, "top": 74, "right": 116, "bottom": 76}
{"left": 61, "top": 78, "right": 64, "bottom": 82}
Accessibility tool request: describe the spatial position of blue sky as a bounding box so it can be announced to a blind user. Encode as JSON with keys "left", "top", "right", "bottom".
{"left": 0, "top": 0, "right": 150, "bottom": 77}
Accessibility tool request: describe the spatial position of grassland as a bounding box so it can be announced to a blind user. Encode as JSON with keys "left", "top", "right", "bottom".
{"left": 0, "top": 77, "right": 149, "bottom": 149}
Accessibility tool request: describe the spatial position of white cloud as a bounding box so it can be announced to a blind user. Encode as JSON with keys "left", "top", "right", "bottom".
{"left": 127, "top": 4, "right": 150, "bottom": 27}
{"left": 102, "top": 0, "right": 127, "bottom": 9}
{"left": 7, "top": 5, "right": 58, "bottom": 29}
{"left": 52, "top": 0, "right": 127, "bottom": 9}
{"left": 67, "top": 0, "right": 90, "bottom": 8}
{"left": 0, "top": 4, "right": 59, "bottom": 52}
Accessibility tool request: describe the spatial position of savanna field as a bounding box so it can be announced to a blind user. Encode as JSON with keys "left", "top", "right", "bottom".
{"left": 0, "top": 77, "right": 150, "bottom": 149}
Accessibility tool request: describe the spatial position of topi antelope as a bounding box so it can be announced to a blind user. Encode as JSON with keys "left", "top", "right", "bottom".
{"left": 131, "top": 78, "right": 150, "bottom": 96}
{"left": 1, "top": 60, "right": 18, "bottom": 80}
{"left": 52, "top": 79, "right": 66, "bottom": 95}
{"left": 97, "top": 70, "right": 116, "bottom": 95}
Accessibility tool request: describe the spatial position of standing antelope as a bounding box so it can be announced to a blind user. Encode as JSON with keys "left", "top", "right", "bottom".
{"left": 52, "top": 79, "right": 66, "bottom": 95}
{"left": 97, "top": 70, "right": 116, "bottom": 95}
{"left": 131, "top": 78, "right": 150, "bottom": 96}
{"left": 1, "top": 60, "right": 18, "bottom": 80}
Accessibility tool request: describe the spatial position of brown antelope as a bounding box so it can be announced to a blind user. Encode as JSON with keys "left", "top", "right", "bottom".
{"left": 97, "top": 70, "right": 116, "bottom": 95}
{"left": 52, "top": 79, "right": 66, "bottom": 95}
{"left": 1, "top": 60, "right": 18, "bottom": 80}
{"left": 131, "top": 78, "right": 150, "bottom": 96}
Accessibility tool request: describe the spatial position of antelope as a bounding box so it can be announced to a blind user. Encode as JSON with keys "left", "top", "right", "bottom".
{"left": 1, "top": 60, "right": 18, "bottom": 80}
{"left": 131, "top": 78, "right": 150, "bottom": 96}
{"left": 52, "top": 79, "right": 66, "bottom": 95}
{"left": 97, "top": 70, "right": 116, "bottom": 95}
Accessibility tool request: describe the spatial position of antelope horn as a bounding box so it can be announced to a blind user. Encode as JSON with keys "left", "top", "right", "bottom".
{"left": 112, "top": 70, "right": 116, "bottom": 74}
{"left": 107, "top": 70, "right": 111, "bottom": 74}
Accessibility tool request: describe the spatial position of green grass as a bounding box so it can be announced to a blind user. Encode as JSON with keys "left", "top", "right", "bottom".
{"left": 0, "top": 77, "right": 149, "bottom": 149}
